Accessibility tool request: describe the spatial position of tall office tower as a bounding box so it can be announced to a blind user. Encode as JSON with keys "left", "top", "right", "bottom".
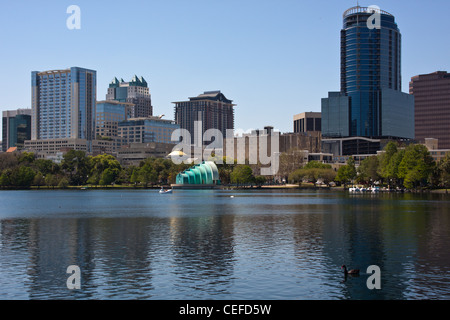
{"left": 2, "top": 109, "right": 32, "bottom": 151}
{"left": 322, "top": 6, "right": 414, "bottom": 143}
{"left": 173, "top": 91, "right": 235, "bottom": 145}
{"left": 31, "top": 67, "right": 97, "bottom": 141}
{"left": 410, "top": 71, "right": 450, "bottom": 149}
{"left": 106, "top": 76, "right": 153, "bottom": 118}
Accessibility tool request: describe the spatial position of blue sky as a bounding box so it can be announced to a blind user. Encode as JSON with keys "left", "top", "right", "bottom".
{"left": 0, "top": 0, "right": 449, "bottom": 133}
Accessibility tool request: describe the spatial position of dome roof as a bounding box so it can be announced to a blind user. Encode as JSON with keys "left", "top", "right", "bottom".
{"left": 176, "top": 161, "right": 221, "bottom": 185}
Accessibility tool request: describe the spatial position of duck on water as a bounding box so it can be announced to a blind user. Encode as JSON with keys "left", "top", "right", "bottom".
{"left": 341, "top": 265, "right": 360, "bottom": 275}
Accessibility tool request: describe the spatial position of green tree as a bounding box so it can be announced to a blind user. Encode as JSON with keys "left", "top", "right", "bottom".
{"left": 33, "top": 171, "right": 46, "bottom": 188}
{"left": 357, "top": 156, "right": 380, "bottom": 184}
{"left": 0, "top": 169, "right": 12, "bottom": 187}
{"left": 115, "top": 166, "right": 134, "bottom": 185}
{"left": 99, "top": 168, "right": 115, "bottom": 186}
{"left": 254, "top": 175, "right": 267, "bottom": 186}
{"left": 438, "top": 154, "right": 450, "bottom": 188}
{"left": 335, "top": 158, "right": 357, "bottom": 187}
{"left": 0, "top": 153, "right": 19, "bottom": 171}
{"left": 216, "top": 157, "right": 236, "bottom": 185}
{"left": 130, "top": 168, "right": 140, "bottom": 187}
{"left": 18, "top": 152, "right": 35, "bottom": 165}
{"left": 289, "top": 168, "right": 307, "bottom": 185}
{"left": 303, "top": 161, "right": 332, "bottom": 170}
{"left": 317, "top": 168, "right": 337, "bottom": 186}
{"left": 289, "top": 161, "right": 333, "bottom": 185}
{"left": 378, "top": 142, "right": 405, "bottom": 187}
{"left": 58, "top": 177, "right": 70, "bottom": 189}
{"left": 289, "top": 166, "right": 336, "bottom": 187}
{"left": 88, "top": 154, "right": 121, "bottom": 185}
{"left": 278, "top": 149, "right": 307, "bottom": 182}
{"left": 152, "top": 158, "right": 172, "bottom": 185}
{"left": 62, "top": 150, "right": 90, "bottom": 186}
{"left": 33, "top": 159, "right": 59, "bottom": 176}
{"left": 301, "top": 168, "right": 317, "bottom": 184}
{"left": 385, "top": 149, "right": 405, "bottom": 188}
{"left": 87, "top": 172, "right": 101, "bottom": 185}
{"left": 138, "top": 164, "right": 158, "bottom": 187}
{"left": 347, "top": 157, "right": 357, "bottom": 179}
{"left": 398, "top": 144, "right": 435, "bottom": 189}
{"left": 45, "top": 174, "right": 59, "bottom": 189}
{"left": 11, "top": 166, "right": 36, "bottom": 187}
{"left": 230, "top": 165, "right": 255, "bottom": 186}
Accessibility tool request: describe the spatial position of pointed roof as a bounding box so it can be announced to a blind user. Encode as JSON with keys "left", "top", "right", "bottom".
{"left": 109, "top": 77, "right": 120, "bottom": 88}
{"left": 189, "top": 91, "right": 234, "bottom": 104}
{"left": 139, "top": 76, "right": 147, "bottom": 85}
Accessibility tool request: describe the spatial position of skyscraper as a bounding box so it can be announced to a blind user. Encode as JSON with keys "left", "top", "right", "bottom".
{"left": 173, "top": 91, "right": 235, "bottom": 145}
{"left": 322, "top": 6, "right": 414, "bottom": 143}
{"left": 106, "top": 76, "right": 153, "bottom": 118}
{"left": 410, "top": 71, "right": 450, "bottom": 149}
{"left": 31, "top": 67, "right": 97, "bottom": 141}
{"left": 2, "top": 109, "right": 32, "bottom": 152}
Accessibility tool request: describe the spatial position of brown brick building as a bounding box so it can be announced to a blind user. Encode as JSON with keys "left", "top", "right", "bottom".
{"left": 173, "top": 91, "right": 235, "bottom": 145}
{"left": 410, "top": 71, "right": 450, "bottom": 149}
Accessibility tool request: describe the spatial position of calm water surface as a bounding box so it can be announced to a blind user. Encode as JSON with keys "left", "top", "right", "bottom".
{"left": 0, "top": 189, "right": 449, "bottom": 300}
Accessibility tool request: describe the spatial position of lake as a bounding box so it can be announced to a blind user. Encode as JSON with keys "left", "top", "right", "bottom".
{"left": 0, "top": 189, "right": 449, "bottom": 300}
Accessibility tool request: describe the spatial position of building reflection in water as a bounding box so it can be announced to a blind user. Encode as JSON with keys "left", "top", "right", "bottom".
{"left": 167, "top": 193, "right": 236, "bottom": 298}
{"left": 0, "top": 190, "right": 449, "bottom": 299}
{"left": 23, "top": 217, "right": 159, "bottom": 299}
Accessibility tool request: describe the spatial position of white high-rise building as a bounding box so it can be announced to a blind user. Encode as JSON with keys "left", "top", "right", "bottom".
{"left": 31, "top": 67, "right": 97, "bottom": 141}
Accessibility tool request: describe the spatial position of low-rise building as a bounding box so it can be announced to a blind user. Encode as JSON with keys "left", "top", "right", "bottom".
{"left": 423, "top": 138, "right": 450, "bottom": 162}
{"left": 118, "top": 116, "right": 180, "bottom": 146}
{"left": 293, "top": 112, "right": 321, "bottom": 134}
{"left": 222, "top": 127, "right": 322, "bottom": 164}
{"left": 116, "top": 142, "right": 176, "bottom": 166}
{"left": 24, "top": 138, "right": 114, "bottom": 161}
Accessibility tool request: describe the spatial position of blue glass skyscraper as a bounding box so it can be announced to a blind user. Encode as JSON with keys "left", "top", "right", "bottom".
{"left": 322, "top": 6, "right": 414, "bottom": 140}
{"left": 342, "top": 6, "right": 400, "bottom": 137}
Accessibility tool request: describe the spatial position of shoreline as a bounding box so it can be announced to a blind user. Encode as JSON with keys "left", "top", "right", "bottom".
{"left": 0, "top": 184, "right": 448, "bottom": 194}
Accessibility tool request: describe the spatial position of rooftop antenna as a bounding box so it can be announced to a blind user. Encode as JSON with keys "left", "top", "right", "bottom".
{"left": 356, "top": 0, "right": 359, "bottom": 25}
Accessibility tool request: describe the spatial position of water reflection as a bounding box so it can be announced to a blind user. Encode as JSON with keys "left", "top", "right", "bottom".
{"left": 168, "top": 215, "right": 235, "bottom": 298}
{"left": 0, "top": 190, "right": 449, "bottom": 299}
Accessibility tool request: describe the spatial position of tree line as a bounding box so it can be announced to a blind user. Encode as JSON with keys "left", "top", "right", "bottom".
{"left": 289, "top": 142, "right": 450, "bottom": 190}
{"left": 0, "top": 151, "right": 266, "bottom": 189}
{"left": 0, "top": 150, "right": 191, "bottom": 189}
{"left": 1, "top": 141, "right": 449, "bottom": 190}
{"left": 352, "top": 142, "right": 449, "bottom": 190}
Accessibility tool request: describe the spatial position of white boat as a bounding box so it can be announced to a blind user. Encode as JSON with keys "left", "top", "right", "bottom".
{"left": 159, "top": 188, "right": 173, "bottom": 194}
